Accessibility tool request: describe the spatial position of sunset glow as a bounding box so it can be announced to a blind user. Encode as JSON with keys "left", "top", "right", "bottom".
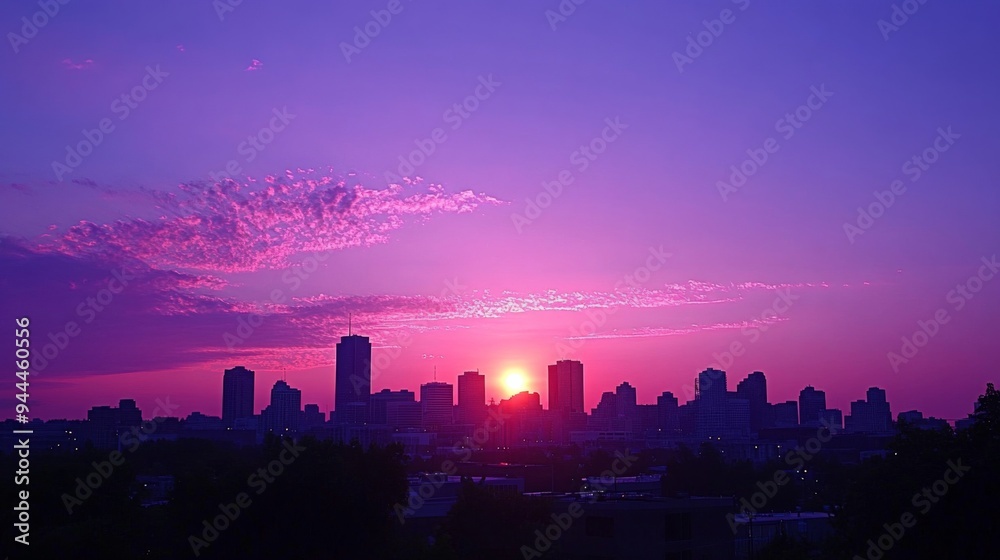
{"left": 0, "top": 2, "right": 997, "bottom": 425}
{"left": 502, "top": 369, "right": 529, "bottom": 396}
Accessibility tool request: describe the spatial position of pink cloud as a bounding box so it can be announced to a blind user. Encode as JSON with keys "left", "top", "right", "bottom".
{"left": 61, "top": 58, "right": 94, "bottom": 70}
{"left": 41, "top": 171, "right": 504, "bottom": 273}
{"left": 562, "top": 319, "right": 790, "bottom": 341}
{"left": 245, "top": 59, "right": 262, "bottom": 71}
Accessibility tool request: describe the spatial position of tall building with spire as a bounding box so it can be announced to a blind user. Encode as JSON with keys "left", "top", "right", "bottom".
{"left": 335, "top": 333, "right": 372, "bottom": 424}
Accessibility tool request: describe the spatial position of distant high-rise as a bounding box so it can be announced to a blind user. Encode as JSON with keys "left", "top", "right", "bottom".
{"left": 590, "top": 382, "right": 639, "bottom": 432}
{"left": 736, "top": 371, "right": 768, "bottom": 433}
{"left": 696, "top": 368, "right": 727, "bottom": 438}
{"left": 845, "top": 387, "right": 892, "bottom": 434}
{"left": 590, "top": 391, "right": 619, "bottom": 429}
{"left": 799, "top": 386, "right": 827, "bottom": 427}
{"left": 302, "top": 403, "right": 325, "bottom": 429}
{"left": 86, "top": 399, "right": 144, "bottom": 450}
{"left": 770, "top": 401, "right": 799, "bottom": 427}
{"left": 820, "top": 408, "right": 843, "bottom": 431}
{"left": 498, "top": 391, "right": 544, "bottom": 447}
{"left": 726, "top": 393, "right": 751, "bottom": 438}
{"left": 386, "top": 400, "right": 423, "bottom": 429}
{"left": 548, "top": 360, "right": 584, "bottom": 414}
{"left": 614, "top": 381, "right": 637, "bottom": 415}
{"left": 222, "top": 366, "right": 255, "bottom": 427}
{"left": 657, "top": 391, "right": 679, "bottom": 431}
{"left": 457, "top": 371, "right": 487, "bottom": 425}
{"left": 370, "top": 389, "right": 416, "bottom": 425}
{"left": 335, "top": 334, "right": 372, "bottom": 424}
{"left": 420, "top": 381, "right": 454, "bottom": 428}
{"left": 117, "top": 399, "right": 142, "bottom": 427}
{"left": 262, "top": 380, "right": 302, "bottom": 433}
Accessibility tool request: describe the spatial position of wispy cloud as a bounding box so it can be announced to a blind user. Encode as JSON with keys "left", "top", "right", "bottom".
{"left": 562, "top": 319, "right": 789, "bottom": 341}
{"left": 61, "top": 58, "right": 94, "bottom": 70}
{"left": 0, "top": 232, "right": 841, "bottom": 377}
{"left": 33, "top": 171, "right": 504, "bottom": 273}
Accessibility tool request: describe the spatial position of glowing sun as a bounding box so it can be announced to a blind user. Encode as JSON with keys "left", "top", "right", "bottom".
{"left": 502, "top": 369, "right": 528, "bottom": 394}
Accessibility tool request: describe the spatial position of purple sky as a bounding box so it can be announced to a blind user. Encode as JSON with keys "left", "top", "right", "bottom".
{"left": 2, "top": 1, "right": 998, "bottom": 421}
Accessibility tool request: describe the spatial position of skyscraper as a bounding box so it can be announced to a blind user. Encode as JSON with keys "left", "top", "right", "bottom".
{"left": 736, "top": 371, "right": 768, "bottom": 433}
{"left": 770, "top": 401, "right": 799, "bottom": 427}
{"left": 696, "top": 368, "right": 727, "bottom": 438}
{"left": 457, "top": 371, "right": 486, "bottom": 425}
{"left": 845, "top": 387, "right": 892, "bottom": 434}
{"left": 657, "top": 391, "right": 679, "bottom": 431}
{"left": 262, "top": 380, "right": 302, "bottom": 433}
{"left": 420, "top": 381, "right": 454, "bottom": 428}
{"left": 498, "top": 391, "right": 544, "bottom": 447}
{"left": 548, "top": 360, "right": 584, "bottom": 414}
{"left": 614, "top": 381, "right": 637, "bottom": 414}
{"left": 726, "top": 393, "right": 751, "bottom": 438}
{"left": 335, "top": 334, "right": 372, "bottom": 424}
{"left": 222, "top": 366, "right": 255, "bottom": 427}
{"left": 370, "top": 389, "right": 416, "bottom": 425}
{"left": 819, "top": 408, "right": 844, "bottom": 433}
{"left": 86, "top": 399, "right": 144, "bottom": 450}
{"left": 820, "top": 408, "right": 843, "bottom": 431}
{"left": 799, "top": 386, "right": 827, "bottom": 427}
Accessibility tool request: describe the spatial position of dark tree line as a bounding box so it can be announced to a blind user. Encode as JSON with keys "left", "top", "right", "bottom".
{"left": 2, "top": 435, "right": 410, "bottom": 559}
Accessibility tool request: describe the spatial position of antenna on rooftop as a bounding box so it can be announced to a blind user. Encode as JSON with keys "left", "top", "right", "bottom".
{"left": 348, "top": 313, "right": 352, "bottom": 336}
